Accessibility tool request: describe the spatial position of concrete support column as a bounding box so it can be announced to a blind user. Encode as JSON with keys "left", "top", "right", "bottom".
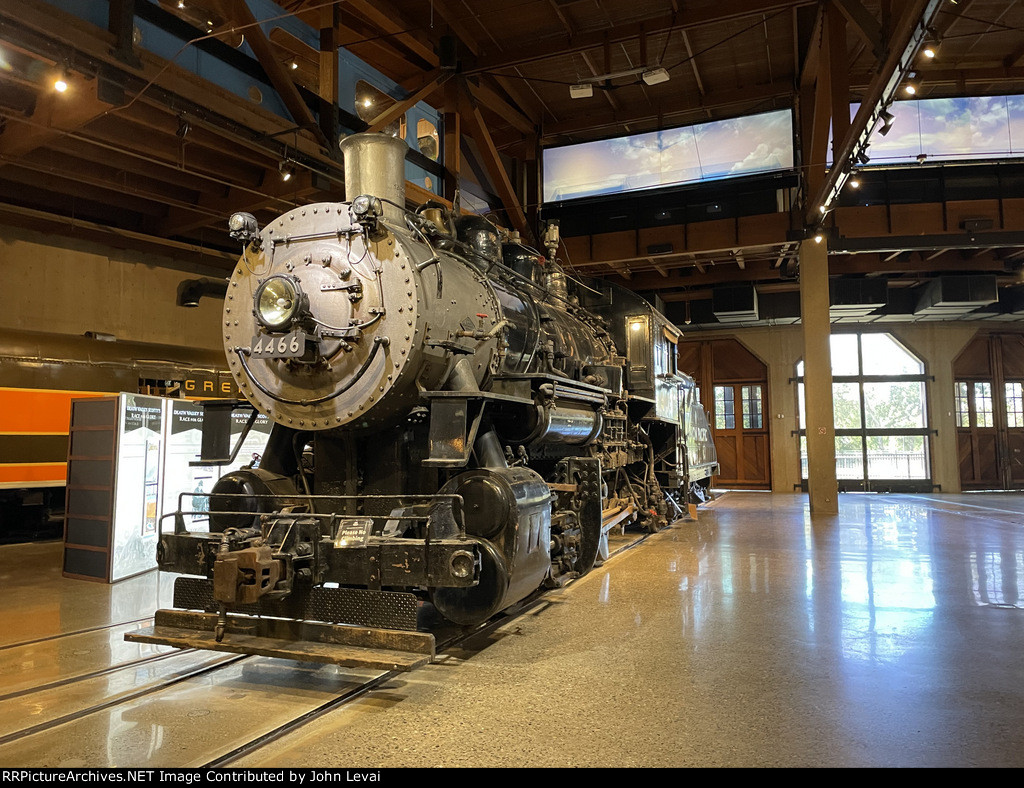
{"left": 799, "top": 238, "right": 839, "bottom": 514}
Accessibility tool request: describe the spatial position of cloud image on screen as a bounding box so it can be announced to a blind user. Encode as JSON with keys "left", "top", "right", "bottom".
{"left": 837, "top": 94, "right": 1024, "bottom": 166}
{"left": 542, "top": 110, "right": 794, "bottom": 202}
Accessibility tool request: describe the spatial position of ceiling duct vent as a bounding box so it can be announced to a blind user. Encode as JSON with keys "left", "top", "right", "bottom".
{"left": 915, "top": 275, "right": 997, "bottom": 318}
{"left": 876, "top": 288, "right": 918, "bottom": 322}
{"left": 758, "top": 291, "right": 801, "bottom": 325}
{"left": 712, "top": 285, "right": 758, "bottom": 323}
{"left": 830, "top": 279, "right": 888, "bottom": 320}
{"left": 983, "top": 286, "right": 1024, "bottom": 321}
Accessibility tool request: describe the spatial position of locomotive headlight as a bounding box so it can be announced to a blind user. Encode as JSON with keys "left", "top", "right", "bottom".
{"left": 254, "top": 275, "right": 305, "bottom": 331}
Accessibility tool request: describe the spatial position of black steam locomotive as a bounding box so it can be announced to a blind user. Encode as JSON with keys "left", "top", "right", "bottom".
{"left": 128, "top": 133, "right": 717, "bottom": 669}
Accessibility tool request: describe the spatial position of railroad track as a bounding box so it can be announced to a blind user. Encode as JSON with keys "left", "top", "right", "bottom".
{"left": 0, "top": 528, "right": 654, "bottom": 767}
{"left": 0, "top": 616, "right": 154, "bottom": 653}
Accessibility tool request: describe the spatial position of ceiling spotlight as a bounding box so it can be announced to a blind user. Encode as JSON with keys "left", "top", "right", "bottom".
{"left": 814, "top": 233, "right": 824, "bottom": 244}
{"left": 53, "top": 74, "right": 68, "bottom": 93}
{"left": 904, "top": 82, "right": 917, "bottom": 95}
{"left": 641, "top": 67, "right": 670, "bottom": 86}
{"left": 917, "top": 153, "right": 928, "bottom": 164}
{"left": 290, "top": 61, "right": 298, "bottom": 70}
{"left": 849, "top": 178, "right": 861, "bottom": 189}
{"left": 569, "top": 83, "right": 594, "bottom": 99}
{"left": 923, "top": 45, "right": 937, "bottom": 58}
{"left": 177, "top": 1, "right": 185, "bottom": 8}
{"left": 279, "top": 160, "right": 294, "bottom": 181}
{"left": 857, "top": 150, "right": 871, "bottom": 165}
{"left": 818, "top": 205, "right": 828, "bottom": 215}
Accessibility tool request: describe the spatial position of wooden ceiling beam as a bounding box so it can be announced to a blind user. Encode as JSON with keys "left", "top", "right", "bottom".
{"left": 0, "top": 0, "right": 335, "bottom": 171}
{"left": 161, "top": 168, "right": 318, "bottom": 237}
{"left": 0, "top": 201, "right": 235, "bottom": 269}
{"left": 366, "top": 69, "right": 446, "bottom": 133}
{"left": 0, "top": 164, "right": 170, "bottom": 218}
{"left": 540, "top": 79, "right": 793, "bottom": 140}
{"left": 465, "top": 1, "right": 816, "bottom": 75}
{"left": 220, "top": 0, "right": 328, "bottom": 147}
{"left": 468, "top": 80, "right": 536, "bottom": 135}
{"left": 10, "top": 147, "right": 200, "bottom": 208}
{"left": 831, "top": 0, "right": 883, "bottom": 57}
{"left": 459, "top": 79, "right": 532, "bottom": 243}
{"left": 804, "top": 0, "right": 943, "bottom": 225}
{"left": 84, "top": 116, "right": 263, "bottom": 188}
{"left": 0, "top": 72, "right": 114, "bottom": 161}
{"left": 345, "top": 0, "right": 439, "bottom": 68}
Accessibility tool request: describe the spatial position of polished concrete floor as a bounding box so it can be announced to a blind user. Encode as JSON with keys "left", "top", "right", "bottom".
{"left": 2, "top": 492, "right": 1024, "bottom": 767}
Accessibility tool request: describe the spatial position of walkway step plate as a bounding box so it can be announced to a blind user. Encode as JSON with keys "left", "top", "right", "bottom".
{"left": 125, "top": 609, "right": 435, "bottom": 671}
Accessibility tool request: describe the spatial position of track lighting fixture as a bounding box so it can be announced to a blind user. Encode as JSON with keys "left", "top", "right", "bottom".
{"left": 279, "top": 160, "right": 294, "bottom": 181}
{"left": 878, "top": 109, "right": 895, "bottom": 136}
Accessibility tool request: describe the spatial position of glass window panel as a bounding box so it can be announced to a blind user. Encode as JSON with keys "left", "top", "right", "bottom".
{"left": 800, "top": 435, "right": 808, "bottom": 480}
{"left": 355, "top": 80, "right": 406, "bottom": 139}
{"left": 975, "top": 382, "right": 993, "bottom": 428}
{"left": 798, "top": 382, "right": 806, "bottom": 430}
{"left": 861, "top": 334, "right": 925, "bottom": 376}
{"left": 866, "top": 435, "right": 929, "bottom": 480}
{"left": 1006, "top": 383, "right": 1024, "bottom": 428}
{"left": 835, "top": 435, "right": 865, "bottom": 480}
{"left": 416, "top": 118, "right": 439, "bottom": 161}
{"left": 741, "top": 385, "right": 762, "bottom": 429}
{"left": 863, "top": 381, "right": 926, "bottom": 429}
{"left": 829, "top": 335, "right": 860, "bottom": 376}
{"left": 833, "top": 382, "right": 862, "bottom": 429}
{"left": 956, "top": 381, "right": 970, "bottom": 428}
{"left": 714, "top": 386, "right": 735, "bottom": 430}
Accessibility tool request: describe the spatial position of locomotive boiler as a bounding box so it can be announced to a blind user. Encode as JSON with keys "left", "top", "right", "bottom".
{"left": 128, "top": 133, "right": 717, "bottom": 668}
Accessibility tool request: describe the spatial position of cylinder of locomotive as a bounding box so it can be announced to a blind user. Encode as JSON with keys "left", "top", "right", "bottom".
{"left": 338, "top": 133, "right": 408, "bottom": 223}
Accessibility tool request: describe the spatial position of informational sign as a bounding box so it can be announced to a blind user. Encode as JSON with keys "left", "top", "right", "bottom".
{"left": 163, "top": 400, "right": 216, "bottom": 533}
{"left": 107, "top": 395, "right": 274, "bottom": 580}
{"left": 162, "top": 400, "right": 273, "bottom": 533}
{"left": 110, "top": 394, "right": 164, "bottom": 581}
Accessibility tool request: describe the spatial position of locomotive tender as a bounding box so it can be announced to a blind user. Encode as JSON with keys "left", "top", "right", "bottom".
{"left": 128, "top": 133, "right": 717, "bottom": 668}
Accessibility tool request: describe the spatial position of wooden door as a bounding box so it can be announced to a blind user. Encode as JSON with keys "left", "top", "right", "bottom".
{"left": 679, "top": 338, "right": 771, "bottom": 489}
{"left": 956, "top": 380, "right": 1001, "bottom": 488}
{"left": 712, "top": 382, "right": 770, "bottom": 489}
{"left": 954, "top": 334, "right": 1024, "bottom": 490}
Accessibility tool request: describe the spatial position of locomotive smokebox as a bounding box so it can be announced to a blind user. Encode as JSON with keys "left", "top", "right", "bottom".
{"left": 339, "top": 133, "right": 408, "bottom": 224}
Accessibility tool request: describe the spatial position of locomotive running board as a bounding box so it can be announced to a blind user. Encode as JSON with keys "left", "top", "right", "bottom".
{"left": 126, "top": 610, "right": 435, "bottom": 671}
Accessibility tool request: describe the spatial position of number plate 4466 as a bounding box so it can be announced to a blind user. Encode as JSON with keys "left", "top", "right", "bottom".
{"left": 251, "top": 331, "right": 307, "bottom": 359}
